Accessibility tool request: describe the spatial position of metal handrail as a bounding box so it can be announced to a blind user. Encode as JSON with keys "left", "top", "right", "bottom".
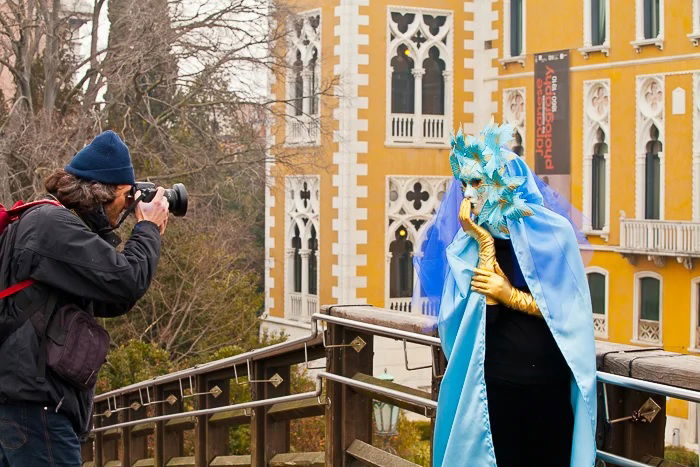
{"left": 596, "top": 450, "right": 649, "bottom": 467}
{"left": 96, "top": 311, "right": 438, "bottom": 402}
{"left": 92, "top": 370, "right": 437, "bottom": 433}
{"left": 95, "top": 320, "right": 324, "bottom": 402}
{"left": 597, "top": 371, "right": 700, "bottom": 403}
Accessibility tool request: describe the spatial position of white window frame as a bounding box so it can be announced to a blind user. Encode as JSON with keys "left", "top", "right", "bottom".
{"left": 579, "top": 0, "right": 611, "bottom": 57}
{"left": 582, "top": 79, "right": 611, "bottom": 238}
{"left": 632, "top": 271, "right": 663, "bottom": 345}
{"left": 586, "top": 267, "right": 609, "bottom": 339}
{"left": 689, "top": 0, "right": 700, "bottom": 45}
{"left": 690, "top": 277, "right": 700, "bottom": 352}
{"left": 499, "top": 0, "right": 526, "bottom": 67}
{"left": 385, "top": 6, "right": 454, "bottom": 148}
{"left": 285, "top": 9, "right": 321, "bottom": 147}
{"left": 284, "top": 176, "right": 320, "bottom": 322}
{"left": 635, "top": 75, "right": 665, "bottom": 220}
{"left": 631, "top": 0, "right": 664, "bottom": 52}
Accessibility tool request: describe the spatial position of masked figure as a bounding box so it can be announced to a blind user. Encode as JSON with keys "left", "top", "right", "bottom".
{"left": 415, "top": 123, "right": 597, "bottom": 466}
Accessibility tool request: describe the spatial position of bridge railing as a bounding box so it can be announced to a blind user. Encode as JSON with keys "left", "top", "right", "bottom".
{"left": 83, "top": 305, "right": 700, "bottom": 467}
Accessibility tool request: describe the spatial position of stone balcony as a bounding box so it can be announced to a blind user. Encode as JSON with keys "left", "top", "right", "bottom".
{"left": 618, "top": 212, "right": 700, "bottom": 269}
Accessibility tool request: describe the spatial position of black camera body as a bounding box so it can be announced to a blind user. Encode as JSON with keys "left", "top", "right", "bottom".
{"left": 133, "top": 182, "right": 188, "bottom": 217}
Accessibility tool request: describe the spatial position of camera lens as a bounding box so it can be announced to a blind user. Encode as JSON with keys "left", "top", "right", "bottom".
{"left": 164, "top": 183, "right": 188, "bottom": 216}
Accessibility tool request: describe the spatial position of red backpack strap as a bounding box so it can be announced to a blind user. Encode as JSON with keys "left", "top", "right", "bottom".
{"left": 0, "top": 279, "right": 35, "bottom": 300}
{"left": 7, "top": 199, "right": 62, "bottom": 219}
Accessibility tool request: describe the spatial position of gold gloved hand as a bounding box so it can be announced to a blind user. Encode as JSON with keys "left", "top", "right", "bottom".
{"left": 459, "top": 198, "right": 498, "bottom": 304}
{"left": 471, "top": 265, "right": 542, "bottom": 318}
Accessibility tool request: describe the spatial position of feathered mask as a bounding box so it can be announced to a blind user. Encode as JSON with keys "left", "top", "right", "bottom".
{"left": 449, "top": 121, "right": 533, "bottom": 234}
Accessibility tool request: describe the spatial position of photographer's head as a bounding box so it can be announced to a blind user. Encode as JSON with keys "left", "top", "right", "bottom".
{"left": 45, "top": 131, "right": 136, "bottom": 228}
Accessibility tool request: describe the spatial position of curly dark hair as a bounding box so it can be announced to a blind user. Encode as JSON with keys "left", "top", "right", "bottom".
{"left": 44, "top": 169, "right": 119, "bottom": 213}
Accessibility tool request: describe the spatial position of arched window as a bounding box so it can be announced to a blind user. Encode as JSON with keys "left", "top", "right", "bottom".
{"left": 512, "top": 130, "right": 524, "bottom": 157}
{"left": 645, "top": 124, "right": 662, "bottom": 219}
{"left": 293, "top": 51, "right": 304, "bottom": 117}
{"left": 587, "top": 272, "right": 606, "bottom": 316}
{"left": 637, "top": 275, "right": 661, "bottom": 343}
{"left": 592, "top": 127, "right": 608, "bottom": 230}
{"left": 391, "top": 44, "right": 415, "bottom": 114}
{"left": 422, "top": 47, "right": 445, "bottom": 115}
{"left": 389, "top": 225, "right": 414, "bottom": 298}
{"left": 292, "top": 225, "right": 302, "bottom": 293}
{"left": 308, "top": 225, "right": 318, "bottom": 295}
{"left": 587, "top": 270, "right": 607, "bottom": 337}
{"left": 640, "top": 277, "right": 660, "bottom": 321}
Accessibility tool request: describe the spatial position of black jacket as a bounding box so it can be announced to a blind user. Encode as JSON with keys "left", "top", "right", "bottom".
{"left": 0, "top": 204, "right": 161, "bottom": 435}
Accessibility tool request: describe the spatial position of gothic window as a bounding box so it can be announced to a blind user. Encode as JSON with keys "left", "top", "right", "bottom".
{"left": 389, "top": 226, "right": 414, "bottom": 298}
{"left": 592, "top": 128, "right": 608, "bottom": 230}
{"left": 422, "top": 47, "right": 445, "bottom": 115}
{"left": 391, "top": 44, "right": 415, "bottom": 114}
{"left": 285, "top": 176, "right": 320, "bottom": 320}
{"left": 292, "top": 225, "right": 302, "bottom": 293}
{"left": 644, "top": 0, "right": 661, "bottom": 39}
{"left": 286, "top": 11, "right": 321, "bottom": 145}
{"left": 308, "top": 225, "right": 318, "bottom": 296}
{"left": 510, "top": 0, "right": 524, "bottom": 57}
{"left": 309, "top": 48, "right": 319, "bottom": 116}
{"left": 636, "top": 76, "right": 663, "bottom": 219}
{"left": 293, "top": 52, "right": 304, "bottom": 117}
{"left": 387, "top": 8, "right": 452, "bottom": 145}
{"left": 387, "top": 176, "right": 449, "bottom": 314}
{"left": 645, "top": 124, "right": 662, "bottom": 220}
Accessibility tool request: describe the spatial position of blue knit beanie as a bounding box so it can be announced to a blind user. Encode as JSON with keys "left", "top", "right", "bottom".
{"left": 65, "top": 131, "right": 135, "bottom": 185}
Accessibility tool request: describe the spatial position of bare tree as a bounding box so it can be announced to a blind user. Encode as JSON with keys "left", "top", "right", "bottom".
{"left": 0, "top": 0, "right": 333, "bottom": 363}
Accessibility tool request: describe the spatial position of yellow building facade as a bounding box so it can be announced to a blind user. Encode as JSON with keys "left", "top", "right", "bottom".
{"left": 264, "top": 0, "right": 700, "bottom": 446}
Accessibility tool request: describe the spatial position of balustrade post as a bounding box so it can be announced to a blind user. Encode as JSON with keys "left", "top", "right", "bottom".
{"left": 99, "top": 399, "right": 119, "bottom": 467}
{"left": 80, "top": 435, "right": 94, "bottom": 466}
{"left": 430, "top": 341, "right": 447, "bottom": 467}
{"left": 251, "top": 359, "right": 291, "bottom": 466}
{"left": 195, "top": 375, "right": 231, "bottom": 466}
{"left": 126, "top": 395, "right": 148, "bottom": 466}
{"left": 325, "top": 322, "right": 374, "bottom": 465}
{"left": 154, "top": 386, "right": 181, "bottom": 466}
{"left": 413, "top": 69, "right": 425, "bottom": 144}
{"left": 93, "top": 401, "right": 104, "bottom": 467}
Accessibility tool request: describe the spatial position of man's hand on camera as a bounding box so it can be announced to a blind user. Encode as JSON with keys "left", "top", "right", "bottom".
{"left": 135, "top": 187, "right": 169, "bottom": 235}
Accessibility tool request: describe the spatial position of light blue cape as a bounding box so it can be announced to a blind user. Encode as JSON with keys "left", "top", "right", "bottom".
{"left": 426, "top": 157, "right": 597, "bottom": 466}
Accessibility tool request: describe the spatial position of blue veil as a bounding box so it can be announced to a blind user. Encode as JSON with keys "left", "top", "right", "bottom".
{"left": 414, "top": 156, "right": 597, "bottom": 466}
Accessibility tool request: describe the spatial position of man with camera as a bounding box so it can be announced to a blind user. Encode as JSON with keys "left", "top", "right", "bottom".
{"left": 0, "top": 131, "right": 170, "bottom": 466}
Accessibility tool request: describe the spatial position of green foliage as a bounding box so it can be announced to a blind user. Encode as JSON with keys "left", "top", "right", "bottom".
{"left": 96, "top": 340, "right": 172, "bottom": 394}
{"left": 373, "top": 412, "right": 431, "bottom": 467}
{"left": 666, "top": 446, "right": 699, "bottom": 467}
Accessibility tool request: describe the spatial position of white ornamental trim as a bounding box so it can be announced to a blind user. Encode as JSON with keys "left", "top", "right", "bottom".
{"left": 332, "top": 0, "right": 369, "bottom": 303}
{"left": 465, "top": 0, "right": 498, "bottom": 135}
